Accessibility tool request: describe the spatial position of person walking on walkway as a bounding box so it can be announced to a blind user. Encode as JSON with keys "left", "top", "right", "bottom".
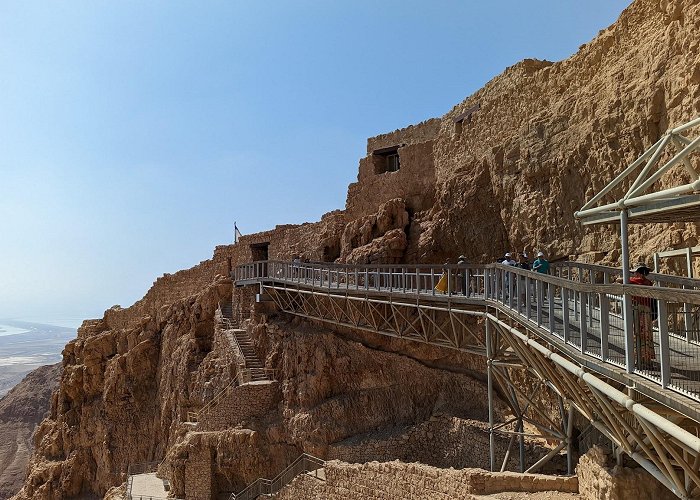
{"left": 629, "top": 263, "right": 656, "bottom": 370}
{"left": 533, "top": 252, "right": 550, "bottom": 274}
{"left": 457, "top": 255, "right": 469, "bottom": 295}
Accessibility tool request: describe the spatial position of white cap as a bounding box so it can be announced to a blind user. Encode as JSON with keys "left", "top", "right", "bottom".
{"left": 505, "top": 252, "right": 512, "bottom": 258}
{"left": 537, "top": 251, "right": 544, "bottom": 257}
{"left": 522, "top": 253, "right": 528, "bottom": 258}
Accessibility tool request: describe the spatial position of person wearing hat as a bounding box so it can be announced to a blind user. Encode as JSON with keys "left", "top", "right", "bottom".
{"left": 457, "top": 254, "right": 471, "bottom": 296}
{"left": 503, "top": 252, "right": 516, "bottom": 266}
{"left": 533, "top": 251, "right": 550, "bottom": 274}
{"left": 629, "top": 263, "right": 655, "bottom": 370}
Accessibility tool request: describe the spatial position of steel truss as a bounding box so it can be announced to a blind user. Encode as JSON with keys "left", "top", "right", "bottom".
{"left": 261, "top": 284, "right": 700, "bottom": 499}
{"left": 265, "top": 285, "right": 487, "bottom": 356}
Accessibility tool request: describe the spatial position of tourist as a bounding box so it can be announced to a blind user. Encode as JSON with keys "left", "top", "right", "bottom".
{"left": 533, "top": 252, "right": 550, "bottom": 274}
{"left": 503, "top": 252, "right": 516, "bottom": 266}
{"left": 501, "top": 253, "right": 516, "bottom": 299}
{"left": 517, "top": 252, "right": 531, "bottom": 270}
{"left": 435, "top": 261, "right": 451, "bottom": 294}
{"left": 532, "top": 251, "right": 550, "bottom": 300}
{"left": 629, "top": 263, "right": 656, "bottom": 370}
{"left": 457, "top": 255, "right": 468, "bottom": 295}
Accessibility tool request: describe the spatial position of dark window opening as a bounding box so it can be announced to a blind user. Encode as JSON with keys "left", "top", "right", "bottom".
{"left": 372, "top": 145, "right": 402, "bottom": 174}
{"left": 250, "top": 242, "right": 269, "bottom": 261}
{"left": 453, "top": 102, "right": 480, "bottom": 134}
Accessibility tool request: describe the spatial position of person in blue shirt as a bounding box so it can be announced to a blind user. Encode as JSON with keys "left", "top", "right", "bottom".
{"left": 533, "top": 251, "right": 550, "bottom": 274}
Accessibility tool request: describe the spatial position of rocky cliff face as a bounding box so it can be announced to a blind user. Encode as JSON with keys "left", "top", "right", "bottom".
{"left": 0, "top": 363, "right": 61, "bottom": 499}
{"left": 13, "top": 278, "right": 233, "bottom": 499}
{"left": 410, "top": 0, "right": 700, "bottom": 266}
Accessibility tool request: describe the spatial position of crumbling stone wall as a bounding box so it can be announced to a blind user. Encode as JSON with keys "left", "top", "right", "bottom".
{"left": 576, "top": 446, "right": 676, "bottom": 500}
{"left": 327, "top": 416, "right": 548, "bottom": 472}
{"left": 347, "top": 140, "right": 436, "bottom": 220}
{"left": 276, "top": 460, "right": 578, "bottom": 499}
{"left": 196, "top": 381, "right": 281, "bottom": 432}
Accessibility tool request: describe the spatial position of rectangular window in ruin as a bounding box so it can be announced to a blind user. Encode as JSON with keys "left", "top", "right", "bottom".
{"left": 372, "top": 146, "right": 401, "bottom": 174}
{"left": 453, "top": 102, "right": 480, "bottom": 135}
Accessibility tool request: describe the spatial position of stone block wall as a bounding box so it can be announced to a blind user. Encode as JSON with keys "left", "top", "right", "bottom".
{"left": 347, "top": 140, "right": 436, "bottom": 220}
{"left": 328, "top": 416, "right": 528, "bottom": 471}
{"left": 197, "top": 381, "right": 280, "bottom": 431}
{"left": 276, "top": 460, "right": 578, "bottom": 499}
{"left": 103, "top": 256, "right": 227, "bottom": 330}
{"left": 365, "top": 118, "right": 441, "bottom": 155}
{"left": 576, "top": 446, "right": 676, "bottom": 500}
{"left": 184, "top": 446, "right": 212, "bottom": 500}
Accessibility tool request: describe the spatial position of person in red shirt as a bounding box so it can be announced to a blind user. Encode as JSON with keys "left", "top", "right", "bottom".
{"left": 629, "top": 263, "right": 655, "bottom": 369}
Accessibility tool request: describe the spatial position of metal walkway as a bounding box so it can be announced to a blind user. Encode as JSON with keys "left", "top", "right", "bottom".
{"left": 235, "top": 260, "right": 700, "bottom": 499}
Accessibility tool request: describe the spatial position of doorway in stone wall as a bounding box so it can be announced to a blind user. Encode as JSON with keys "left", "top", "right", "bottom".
{"left": 250, "top": 242, "right": 269, "bottom": 261}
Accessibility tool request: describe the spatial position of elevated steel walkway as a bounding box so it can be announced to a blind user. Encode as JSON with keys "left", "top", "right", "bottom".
{"left": 234, "top": 259, "right": 700, "bottom": 499}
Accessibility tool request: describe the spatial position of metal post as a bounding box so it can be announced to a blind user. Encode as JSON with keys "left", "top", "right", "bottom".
{"left": 484, "top": 268, "right": 490, "bottom": 299}
{"left": 621, "top": 209, "right": 631, "bottom": 284}
{"left": 536, "top": 280, "right": 543, "bottom": 327}
{"left": 548, "top": 283, "right": 555, "bottom": 332}
{"left": 600, "top": 292, "right": 609, "bottom": 361}
{"left": 526, "top": 275, "right": 532, "bottom": 321}
{"left": 654, "top": 252, "right": 660, "bottom": 273}
{"left": 658, "top": 299, "right": 671, "bottom": 388}
{"left": 486, "top": 320, "right": 496, "bottom": 472}
{"left": 518, "top": 417, "right": 525, "bottom": 473}
{"left": 567, "top": 405, "right": 575, "bottom": 475}
{"left": 685, "top": 247, "right": 694, "bottom": 341}
{"left": 621, "top": 209, "right": 635, "bottom": 372}
{"left": 580, "top": 292, "right": 588, "bottom": 353}
{"left": 562, "top": 288, "right": 570, "bottom": 343}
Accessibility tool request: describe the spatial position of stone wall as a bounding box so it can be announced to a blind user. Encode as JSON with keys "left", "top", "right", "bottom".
{"left": 576, "top": 446, "right": 676, "bottom": 500}
{"left": 366, "top": 118, "right": 441, "bottom": 154}
{"left": 184, "top": 446, "right": 212, "bottom": 500}
{"left": 197, "top": 381, "right": 281, "bottom": 432}
{"left": 347, "top": 141, "right": 436, "bottom": 220}
{"left": 276, "top": 460, "right": 578, "bottom": 499}
{"left": 328, "top": 416, "right": 530, "bottom": 471}
{"left": 102, "top": 253, "right": 230, "bottom": 331}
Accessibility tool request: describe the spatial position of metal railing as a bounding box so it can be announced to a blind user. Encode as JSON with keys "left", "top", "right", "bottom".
{"left": 230, "top": 453, "right": 325, "bottom": 500}
{"left": 235, "top": 260, "right": 700, "bottom": 402}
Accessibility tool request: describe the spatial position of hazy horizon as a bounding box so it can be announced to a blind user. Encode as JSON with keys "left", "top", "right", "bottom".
{"left": 0, "top": 1, "right": 631, "bottom": 322}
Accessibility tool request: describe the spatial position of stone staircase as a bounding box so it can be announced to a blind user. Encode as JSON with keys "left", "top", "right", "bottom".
{"left": 219, "top": 299, "right": 270, "bottom": 383}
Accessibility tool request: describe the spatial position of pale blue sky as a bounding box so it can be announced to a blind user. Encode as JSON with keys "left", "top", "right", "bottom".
{"left": 0, "top": 1, "right": 631, "bottom": 326}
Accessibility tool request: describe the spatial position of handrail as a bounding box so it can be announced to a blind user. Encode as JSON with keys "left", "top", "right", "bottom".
{"left": 235, "top": 260, "right": 700, "bottom": 302}
{"left": 234, "top": 259, "right": 700, "bottom": 403}
{"left": 551, "top": 261, "right": 700, "bottom": 289}
{"left": 230, "top": 453, "right": 325, "bottom": 500}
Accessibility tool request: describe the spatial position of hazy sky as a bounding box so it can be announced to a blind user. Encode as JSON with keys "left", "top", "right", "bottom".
{"left": 0, "top": 1, "right": 631, "bottom": 326}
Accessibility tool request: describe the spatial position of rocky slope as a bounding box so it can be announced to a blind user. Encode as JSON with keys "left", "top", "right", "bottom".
{"left": 0, "top": 363, "right": 61, "bottom": 499}
{"left": 410, "top": 0, "right": 700, "bottom": 267}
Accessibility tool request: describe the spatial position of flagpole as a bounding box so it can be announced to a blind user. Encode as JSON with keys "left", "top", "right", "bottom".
{"left": 234, "top": 221, "right": 237, "bottom": 244}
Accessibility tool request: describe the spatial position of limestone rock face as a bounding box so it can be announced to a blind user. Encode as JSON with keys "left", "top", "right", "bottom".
{"left": 0, "top": 364, "right": 61, "bottom": 500}
{"left": 340, "top": 199, "right": 409, "bottom": 263}
{"left": 420, "top": 0, "right": 700, "bottom": 265}
{"left": 12, "top": 278, "right": 233, "bottom": 500}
